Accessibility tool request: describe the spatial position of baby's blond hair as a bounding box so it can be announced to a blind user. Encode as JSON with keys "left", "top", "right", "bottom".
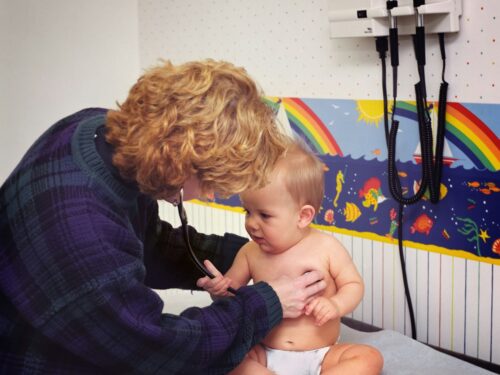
{"left": 275, "top": 137, "right": 325, "bottom": 213}
{"left": 106, "top": 59, "right": 288, "bottom": 199}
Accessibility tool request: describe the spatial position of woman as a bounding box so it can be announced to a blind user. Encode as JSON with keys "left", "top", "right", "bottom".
{"left": 0, "top": 59, "right": 325, "bottom": 374}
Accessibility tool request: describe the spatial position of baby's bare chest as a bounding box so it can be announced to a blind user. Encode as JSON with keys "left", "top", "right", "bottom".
{"left": 249, "top": 247, "right": 332, "bottom": 284}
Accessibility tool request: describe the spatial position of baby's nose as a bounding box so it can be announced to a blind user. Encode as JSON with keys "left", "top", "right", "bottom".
{"left": 245, "top": 216, "right": 258, "bottom": 230}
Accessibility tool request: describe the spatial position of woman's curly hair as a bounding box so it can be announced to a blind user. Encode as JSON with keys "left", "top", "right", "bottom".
{"left": 106, "top": 59, "right": 289, "bottom": 200}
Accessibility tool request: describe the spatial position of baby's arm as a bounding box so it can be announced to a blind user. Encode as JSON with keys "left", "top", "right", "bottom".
{"left": 197, "top": 242, "right": 253, "bottom": 298}
{"left": 327, "top": 238, "right": 364, "bottom": 315}
{"left": 305, "top": 237, "right": 363, "bottom": 325}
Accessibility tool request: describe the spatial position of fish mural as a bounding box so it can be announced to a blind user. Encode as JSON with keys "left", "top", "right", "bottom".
{"left": 213, "top": 98, "right": 500, "bottom": 264}
{"left": 413, "top": 180, "right": 449, "bottom": 201}
{"left": 466, "top": 181, "right": 500, "bottom": 195}
{"left": 359, "top": 177, "right": 386, "bottom": 211}
{"left": 410, "top": 214, "right": 434, "bottom": 235}
{"left": 344, "top": 202, "right": 361, "bottom": 223}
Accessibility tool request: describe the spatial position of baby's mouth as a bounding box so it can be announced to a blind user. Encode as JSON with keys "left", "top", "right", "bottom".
{"left": 252, "top": 235, "right": 265, "bottom": 244}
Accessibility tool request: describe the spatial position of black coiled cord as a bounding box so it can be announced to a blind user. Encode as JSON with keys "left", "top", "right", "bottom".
{"left": 375, "top": 30, "right": 448, "bottom": 340}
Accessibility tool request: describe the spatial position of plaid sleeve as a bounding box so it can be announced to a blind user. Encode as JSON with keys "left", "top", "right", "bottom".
{"left": 143, "top": 211, "right": 248, "bottom": 290}
{"left": 3, "top": 196, "right": 279, "bottom": 374}
{"left": 38, "top": 267, "right": 281, "bottom": 374}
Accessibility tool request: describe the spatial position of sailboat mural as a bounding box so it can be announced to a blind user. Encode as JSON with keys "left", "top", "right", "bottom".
{"left": 210, "top": 97, "right": 500, "bottom": 264}
{"left": 392, "top": 101, "right": 456, "bottom": 166}
{"left": 413, "top": 139, "right": 457, "bottom": 167}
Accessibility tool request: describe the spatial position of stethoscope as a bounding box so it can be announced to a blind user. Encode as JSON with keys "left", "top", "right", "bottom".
{"left": 173, "top": 189, "right": 238, "bottom": 295}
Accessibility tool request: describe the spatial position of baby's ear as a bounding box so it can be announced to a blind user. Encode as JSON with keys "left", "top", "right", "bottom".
{"left": 298, "top": 205, "right": 315, "bottom": 228}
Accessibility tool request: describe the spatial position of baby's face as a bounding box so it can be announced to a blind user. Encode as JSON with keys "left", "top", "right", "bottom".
{"left": 240, "top": 175, "right": 303, "bottom": 254}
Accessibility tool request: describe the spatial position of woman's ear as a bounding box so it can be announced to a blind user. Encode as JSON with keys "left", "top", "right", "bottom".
{"left": 298, "top": 205, "right": 316, "bottom": 228}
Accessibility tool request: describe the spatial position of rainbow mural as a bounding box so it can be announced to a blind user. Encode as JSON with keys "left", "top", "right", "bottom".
{"left": 265, "top": 96, "right": 343, "bottom": 156}
{"left": 394, "top": 101, "right": 500, "bottom": 171}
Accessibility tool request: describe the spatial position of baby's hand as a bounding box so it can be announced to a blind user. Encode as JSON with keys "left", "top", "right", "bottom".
{"left": 304, "top": 296, "right": 341, "bottom": 326}
{"left": 196, "top": 260, "right": 233, "bottom": 297}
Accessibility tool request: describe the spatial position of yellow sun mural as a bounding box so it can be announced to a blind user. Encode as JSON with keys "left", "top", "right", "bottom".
{"left": 356, "top": 100, "right": 386, "bottom": 127}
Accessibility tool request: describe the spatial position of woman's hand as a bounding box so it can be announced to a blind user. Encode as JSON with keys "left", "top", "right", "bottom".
{"left": 196, "top": 260, "right": 233, "bottom": 297}
{"left": 267, "top": 271, "right": 326, "bottom": 319}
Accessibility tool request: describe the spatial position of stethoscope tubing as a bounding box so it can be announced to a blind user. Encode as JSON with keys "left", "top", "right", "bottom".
{"left": 175, "top": 189, "right": 237, "bottom": 295}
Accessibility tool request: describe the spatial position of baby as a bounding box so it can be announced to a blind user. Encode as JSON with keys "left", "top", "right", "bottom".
{"left": 198, "top": 139, "right": 383, "bottom": 374}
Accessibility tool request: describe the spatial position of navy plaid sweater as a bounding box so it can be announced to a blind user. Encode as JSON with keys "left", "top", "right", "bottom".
{"left": 0, "top": 108, "right": 282, "bottom": 374}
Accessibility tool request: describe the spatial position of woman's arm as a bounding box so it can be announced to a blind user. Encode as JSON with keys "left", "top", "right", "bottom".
{"left": 143, "top": 201, "right": 248, "bottom": 290}
{"left": 4, "top": 196, "right": 280, "bottom": 374}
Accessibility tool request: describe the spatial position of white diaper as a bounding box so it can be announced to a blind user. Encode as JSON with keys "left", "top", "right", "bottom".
{"left": 263, "top": 345, "right": 331, "bottom": 375}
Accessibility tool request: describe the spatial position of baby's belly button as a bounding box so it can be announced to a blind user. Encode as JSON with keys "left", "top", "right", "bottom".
{"left": 281, "top": 339, "right": 299, "bottom": 349}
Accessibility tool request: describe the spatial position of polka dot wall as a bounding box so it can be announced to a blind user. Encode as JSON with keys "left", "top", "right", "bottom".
{"left": 138, "top": 0, "right": 500, "bottom": 103}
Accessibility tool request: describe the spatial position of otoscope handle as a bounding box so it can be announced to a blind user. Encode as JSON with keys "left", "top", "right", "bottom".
{"left": 389, "top": 28, "right": 399, "bottom": 68}
{"left": 387, "top": 1, "right": 399, "bottom": 68}
{"left": 415, "top": 26, "right": 426, "bottom": 66}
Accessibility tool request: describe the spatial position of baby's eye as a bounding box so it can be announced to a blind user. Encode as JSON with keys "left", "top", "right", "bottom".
{"left": 260, "top": 213, "right": 271, "bottom": 219}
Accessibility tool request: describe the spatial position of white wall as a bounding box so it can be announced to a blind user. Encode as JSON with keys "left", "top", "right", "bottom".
{"left": 0, "top": 0, "right": 140, "bottom": 183}
{"left": 138, "top": 0, "right": 499, "bottom": 102}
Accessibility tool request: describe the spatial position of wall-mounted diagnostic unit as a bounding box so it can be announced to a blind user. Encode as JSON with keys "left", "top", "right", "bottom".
{"left": 328, "top": 0, "right": 462, "bottom": 38}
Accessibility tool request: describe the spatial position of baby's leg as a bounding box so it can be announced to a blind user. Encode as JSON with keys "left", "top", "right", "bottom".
{"left": 228, "top": 344, "right": 274, "bottom": 375}
{"left": 320, "top": 343, "right": 383, "bottom": 375}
